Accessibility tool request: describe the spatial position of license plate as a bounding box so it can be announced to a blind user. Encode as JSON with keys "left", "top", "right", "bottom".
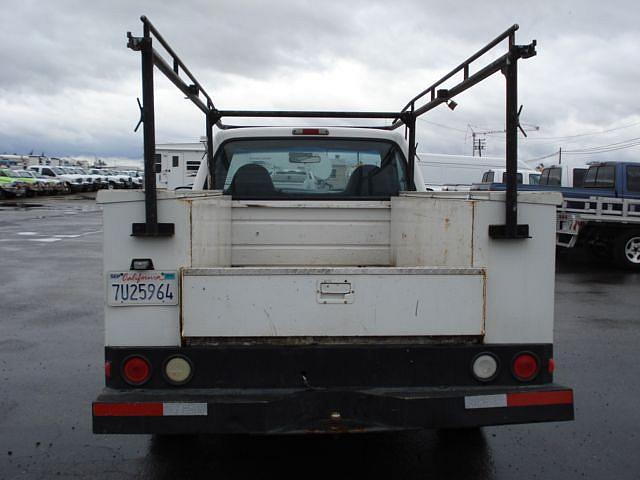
{"left": 107, "top": 271, "right": 179, "bottom": 306}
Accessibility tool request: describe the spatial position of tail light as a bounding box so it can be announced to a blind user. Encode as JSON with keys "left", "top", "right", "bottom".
{"left": 512, "top": 352, "right": 540, "bottom": 381}
{"left": 122, "top": 356, "right": 151, "bottom": 385}
{"left": 292, "top": 128, "right": 329, "bottom": 135}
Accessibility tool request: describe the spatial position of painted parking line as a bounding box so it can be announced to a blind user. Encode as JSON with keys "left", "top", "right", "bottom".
{"left": 28, "top": 238, "right": 63, "bottom": 243}
{"left": 25, "top": 230, "right": 102, "bottom": 241}
{"left": 1, "top": 230, "right": 105, "bottom": 244}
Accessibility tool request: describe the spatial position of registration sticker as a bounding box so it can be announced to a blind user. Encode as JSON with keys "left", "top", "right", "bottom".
{"left": 107, "top": 271, "right": 179, "bottom": 306}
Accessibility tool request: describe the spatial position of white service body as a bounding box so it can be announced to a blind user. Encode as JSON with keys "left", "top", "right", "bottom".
{"left": 100, "top": 125, "right": 560, "bottom": 349}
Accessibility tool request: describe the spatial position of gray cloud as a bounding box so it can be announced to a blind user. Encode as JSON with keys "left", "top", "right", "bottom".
{"left": 0, "top": 0, "right": 638, "bottom": 165}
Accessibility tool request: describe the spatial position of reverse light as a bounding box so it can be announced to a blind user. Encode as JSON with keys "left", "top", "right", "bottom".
{"left": 164, "top": 356, "right": 193, "bottom": 385}
{"left": 512, "top": 352, "right": 540, "bottom": 381}
{"left": 292, "top": 128, "right": 329, "bottom": 135}
{"left": 471, "top": 353, "right": 499, "bottom": 381}
{"left": 122, "top": 356, "right": 151, "bottom": 385}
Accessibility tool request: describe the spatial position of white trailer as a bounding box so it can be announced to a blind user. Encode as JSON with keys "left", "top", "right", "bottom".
{"left": 155, "top": 142, "right": 204, "bottom": 189}
{"left": 93, "top": 19, "right": 573, "bottom": 434}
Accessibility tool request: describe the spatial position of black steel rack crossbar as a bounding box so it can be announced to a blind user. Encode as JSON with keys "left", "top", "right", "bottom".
{"left": 127, "top": 15, "right": 536, "bottom": 239}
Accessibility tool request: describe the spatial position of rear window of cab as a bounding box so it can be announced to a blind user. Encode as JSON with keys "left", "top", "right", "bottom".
{"left": 212, "top": 138, "right": 408, "bottom": 199}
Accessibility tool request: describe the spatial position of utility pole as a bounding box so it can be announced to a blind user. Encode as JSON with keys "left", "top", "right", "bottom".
{"left": 558, "top": 147, "right": 562, "bottom": 165}
{"left": 471, "top": 131, "right": 487, "bottom": 157}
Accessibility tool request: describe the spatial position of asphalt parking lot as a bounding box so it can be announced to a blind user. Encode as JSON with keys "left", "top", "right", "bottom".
{"left": 1, "top": 195, "right": 639, "bottom": 480}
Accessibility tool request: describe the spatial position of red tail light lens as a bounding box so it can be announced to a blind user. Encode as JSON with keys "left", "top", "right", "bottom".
{"left": 512, "top": 353, "right": 539, "bottom": 381}
{"left": 122, "top": 356, "right": 151, "bottom": 385}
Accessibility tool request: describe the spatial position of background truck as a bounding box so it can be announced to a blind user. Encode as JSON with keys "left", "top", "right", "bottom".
{"left": 92, "top": 18, "right": 573, "bottom": 435}
{"left": 556, "top": 161, "right": 640, "bottom": 268}
{"left": 28, "top": 165, "right": 85, "bottom": 192}
{"left": 538, "top": 163, "right": 588, "bottom": 188}
{"left": 473, "top": 161, "right": 640, "bottom": 268}
{"left": 480, "top": 167, "right": 541, "bottom": 186}
{"left": 417, "top": 152, "right": 534, "bottom": 191}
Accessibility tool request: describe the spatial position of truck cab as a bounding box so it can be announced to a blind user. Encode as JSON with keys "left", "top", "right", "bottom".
{"left": 539, "top": 164, "right": 588, "bottom": 188}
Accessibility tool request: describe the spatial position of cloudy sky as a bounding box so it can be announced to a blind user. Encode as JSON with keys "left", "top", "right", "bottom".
{"left": 1, "top": 0, "right": 638, "bottom": 167}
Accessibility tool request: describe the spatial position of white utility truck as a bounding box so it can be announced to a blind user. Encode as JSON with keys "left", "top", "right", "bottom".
{"left": 480, "top": 168, "right": 541, "bottom": 186}
{"left": 418, "top": 153, "right": 534, "bottom": 191}
{"left": 93, "top": 18, "right": 573, "bottom": 434}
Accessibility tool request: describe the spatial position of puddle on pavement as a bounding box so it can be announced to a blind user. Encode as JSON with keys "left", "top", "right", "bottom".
{"left": 0, "top": 202, "right": 45, "bottom": 209}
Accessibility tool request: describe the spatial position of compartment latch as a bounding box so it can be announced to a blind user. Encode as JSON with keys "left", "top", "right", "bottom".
{"left": 317, "top": 280, "right": 354, "bottom": 304}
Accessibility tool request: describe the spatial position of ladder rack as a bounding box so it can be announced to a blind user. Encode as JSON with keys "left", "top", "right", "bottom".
{"left": 126, "top": 15, "right": 536, "bottom": 239}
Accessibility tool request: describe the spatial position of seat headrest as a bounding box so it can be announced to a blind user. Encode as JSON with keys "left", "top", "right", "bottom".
{"left": 343, "top": 164, "right": 399, "bottom": 196}
{"left": 225, "top": 164, "right": 276, "bottom": 197}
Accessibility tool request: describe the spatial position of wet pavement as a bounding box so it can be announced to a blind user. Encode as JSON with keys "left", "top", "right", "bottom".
{"left": 1, "top": 196, "right": 639, "bottom": 479}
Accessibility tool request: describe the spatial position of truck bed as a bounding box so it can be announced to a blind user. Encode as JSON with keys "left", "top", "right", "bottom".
{"left": 98, "top": 189, "right": 561, "bottom": 346}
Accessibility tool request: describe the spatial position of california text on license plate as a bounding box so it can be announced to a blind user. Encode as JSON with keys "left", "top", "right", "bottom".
{"left": 107, "top": 271, "right": 178, "bottom": 306}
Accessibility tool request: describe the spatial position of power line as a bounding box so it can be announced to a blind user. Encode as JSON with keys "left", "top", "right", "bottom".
{"left": 416, "top": 118, "right": 468, "bottom": 133}
{"left": 563, "top": 136, "right": 640, "bottom": 153}
{"left": 563, "top": 141, "right": 640, "bottom": 155}
{"left": 523, "top": 135, "right": 640, "bottom": 162}
{"left": 520, "top": 120, "right": 640, "bottom": 141}
{"left": 522, "top": 150, "right": 560, "bottom": 163}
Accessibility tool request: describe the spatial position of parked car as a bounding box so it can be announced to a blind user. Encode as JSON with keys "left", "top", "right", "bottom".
{"left": 28, "top": 166, "right": 84, "bottom": 192}
{"left": 103, "top": 170, "right": 133, "bottom": 189}
{"left": 123, "top": 170, "right": 143, "bottom": 188}
{"left": 114, "top": 170, "right": 134, "bottom": 188}
{"left": 15, "top": 170, "right": 50, "bottom": 195}
{"left": 0, "top": 169, "right": 28, "bottom": 198}
{"left": 75, "top": 167, "right": 107, "bottom": 190}
{"left": 0, "top": 168, "right": 39, "bottom": 197}
{"left": 59, "top": 167, "right": 95, "bottom": 191}
{"left": 88, "top": 169, "right": 116, "bottom": 189}
{"left": 30, "top": 171, "right": 68, "bottom": 194}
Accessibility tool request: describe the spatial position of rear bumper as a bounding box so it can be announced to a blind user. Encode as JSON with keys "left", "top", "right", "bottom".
{"left": 93, "top": 384, "right": 573, "bottom": 434}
